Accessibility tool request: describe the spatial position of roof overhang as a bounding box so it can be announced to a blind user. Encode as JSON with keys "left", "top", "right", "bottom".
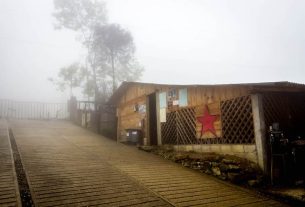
{"left": 108, "top": 81, "right": 305, "bottom": 106}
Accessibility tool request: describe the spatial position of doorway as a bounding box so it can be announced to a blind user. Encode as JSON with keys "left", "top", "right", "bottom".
{"left": 148, "top": 93, "right": 158, "bottom": 145}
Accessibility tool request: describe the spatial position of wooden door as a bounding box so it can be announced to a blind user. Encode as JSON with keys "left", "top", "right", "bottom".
{"left": 148, "top": 93, "right": 158, "bottom": 145}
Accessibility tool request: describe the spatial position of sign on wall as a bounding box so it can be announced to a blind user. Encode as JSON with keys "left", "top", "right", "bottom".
{"left": 160, "top": 108, "right": 166, "bottom": 122}
{"left": 196, "top": 103, "right": 222, "bottom": 138}
{"left": 138, "top": 104, "right": 146, "bottom": 113}
{"left": 159, "top": 92, "right": 167, "bottom": 122}
{"left": 179, "top": 88, "right": 188, "bottom": 107}
{"left": 159, "top": 92, "right": 167, "bottom": 108}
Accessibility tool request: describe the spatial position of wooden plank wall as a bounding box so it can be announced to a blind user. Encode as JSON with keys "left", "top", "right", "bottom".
{"left": 187, "top": 86, "right": 249, "bottom": 106}
{"left": 117, "top": 84, "right": 252, "bottom": 142}
{"left": 117, "top": 84, "right": 161, "bottom": 141}
{"left": 187, "top": 86, "right": 250, "bottom": 139}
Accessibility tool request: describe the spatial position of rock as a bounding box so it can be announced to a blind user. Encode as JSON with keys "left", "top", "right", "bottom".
{"left": 215, "top": 155, "right": 223, "bottom": 162}
{"left": 212, "top": 167, "right": 221, "bottom": 176}
{"left": 189, "top": 153, "right": 203, "bottom": 160}
{"left": 139, "top": 146, "right": 155, "bottom": 152}
{"left": 182, "top": 161, "right": 190, "bottom": 167}
{"left": 193, "top": 161, "right": 210, "bottom": 171}
{"left": 205, "top": 169, "right": 212, "bottom": 175}
{"left": 190, "top": 161, "right": 202, "bottom": 170}
{"left": 140, "top": 146, "right": 266, "bottom": 188}
{"left": 227, "top": 173, "right": 242, "bottom": 183}
{"left": 191, "top": 165, "right": 201, "bottom": 170}
{"left": 173, "top": 154, "right": 188, "bottom": 162}
{"left": 163, "top": 154, "right": 171, "bottom": 159}
{"left": 211, "top": 162, "right": 219, "bottom": 167}
{"left": 222, "top": 158, "right": 240, "bottom": 165}
{"left": 227, "top": 164, "right": 241, "bottom": 172}
{"left": 219, "top": 163, "right": 229, "bottom": 172}
{"left": 156, "top": 150, "right": 164, "bottom": 156}
{"left": 219, "top": 174, "right": 227, "bottom": 180}
{"left": 200, "top": 155, "right": 217, "bottom": 162}
{"left": 202, "top": 161, "right": 211, "bottom": 169}
{"left": 162, "top": 145, "right": 174, "bottom": 152}
{"left": 248, "top": 179, "right": 260, "bottom": 187}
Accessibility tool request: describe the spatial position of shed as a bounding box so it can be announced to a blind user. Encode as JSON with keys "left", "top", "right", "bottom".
{"left": 108, "top": 81, "right": 305, "bottom": 176}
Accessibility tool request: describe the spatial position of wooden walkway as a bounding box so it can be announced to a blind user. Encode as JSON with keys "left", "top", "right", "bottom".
{"left": 0, "top": 120, "right": 20, "bottom": 207}
{"left": 7, "top": 120, "right": 288, "bottom": 207}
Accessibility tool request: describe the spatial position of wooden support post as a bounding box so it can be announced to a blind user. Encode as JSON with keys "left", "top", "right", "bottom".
{"left": 116, "top": 108, "right": 120, "bottom": 143}
{"left": 251, "top": 94, "right": 267, "bottom": 173}
{"left": 145, "top": 95, "right": 150, "bottom": 146}
{"left": 156, "top": 92, "right": 162, "bottom": 145}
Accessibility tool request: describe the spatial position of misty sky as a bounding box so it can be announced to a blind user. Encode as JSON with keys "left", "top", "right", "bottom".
{"left": 1, "top": 0, "right": 305, "bottom": 102}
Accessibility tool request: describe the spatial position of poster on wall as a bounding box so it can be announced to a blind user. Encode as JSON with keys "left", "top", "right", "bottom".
{"left": 160, "top": 108, "right": 166, "bottom": 122}
{"left": 159, "top": 92, "right": 167, "bottom": 108}
{"left": 173, "top": 100, "right": 179, "bottom": 106}
{"left": 179, "top": 88, "right": 188, "bottom": 106}
{"left": 138, "top": 104, "right": 146, "bottom": 113}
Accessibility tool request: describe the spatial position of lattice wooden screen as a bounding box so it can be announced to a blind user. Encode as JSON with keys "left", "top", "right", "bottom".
{"left": 162, "top": 96, "right": 255, "bottom": 145}
{"left": 220, "top": 95, "right": 255, "bottom": 144}
{"left": 161, "top": 112, "right": 177, "bottom": 144}
{"left": 161, "top": 107, "right": 196, "bottom": 144}
{"left": 176, "top": 108, "right": 196, "bottom": 144}
{"left": 263, "top": 94, "right": 288, "bottom": 129}
{"left": 263, "top": 93, "right": 305, "bottom": 134}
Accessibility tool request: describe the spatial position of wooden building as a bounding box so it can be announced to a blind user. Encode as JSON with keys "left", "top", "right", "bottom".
{"left": 108, "top": 81, "right": 305, "bottom": 173}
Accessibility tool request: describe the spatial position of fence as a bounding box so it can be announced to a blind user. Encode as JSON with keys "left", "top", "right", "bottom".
{"left": 161, "top": 107, "right": 196, "bottom": 145}
{"left": 68, "top": 98, "right": 117, "bottom": 139}
{"left": 0, "top": 99, "right": 69, "bottom": 120}
{"left": 220, "top": 95, "right": 255, "bottom": 144}
{"left": 161, "top": 95, "right": 255, "bottom": 145}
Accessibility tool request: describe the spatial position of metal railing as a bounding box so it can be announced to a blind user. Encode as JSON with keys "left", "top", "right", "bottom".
{"left": 0, "top": 99, "right": 69, "bottom": 120}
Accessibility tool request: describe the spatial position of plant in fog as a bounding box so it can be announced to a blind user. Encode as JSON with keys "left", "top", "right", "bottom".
{"left": 53, "top": 0, "right": 107, "bottom": 102}
{"left": 93, "top": 23, "right": 143, "bottom": 93}
{"left": 53, "top": 0, "right": 143, "bottom": 102}
{"left": 48, "top": 63, "right": 82, "bottom": 97}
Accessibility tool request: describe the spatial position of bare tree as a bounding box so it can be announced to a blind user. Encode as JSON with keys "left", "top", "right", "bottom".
{"left": 53, "top": 0, "right": 107, "bottom": 102}
{"left": 93, "top": 24, "right": 143, "bottom": 93}
{"left": 53, "top": 0, "right": 143, "bottom": 103}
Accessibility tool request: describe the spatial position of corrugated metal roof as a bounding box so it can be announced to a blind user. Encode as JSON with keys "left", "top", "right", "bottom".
{"left": 108, "top": 81, "right": 305, "bottom": 105}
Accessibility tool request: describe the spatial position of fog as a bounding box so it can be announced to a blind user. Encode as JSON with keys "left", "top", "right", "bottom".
{"left": 1, "top": 0, "right": 305, "bottom": 102}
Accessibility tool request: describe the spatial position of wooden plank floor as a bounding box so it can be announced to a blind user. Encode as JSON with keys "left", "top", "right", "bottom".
{"left": 10, "top": 120, "right": 289, "bottom": 207}
{"left": 0, "top": 120, "right": 20, "bottom": 207}
{"left": 10, "top": 120, "right": 170, "bottom": 207}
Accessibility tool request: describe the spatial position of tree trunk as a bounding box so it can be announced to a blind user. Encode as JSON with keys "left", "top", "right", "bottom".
{"left": 70, "top": 79, "right": 73, "bottom": 98}
{"left": 92, "top": 65, "right": 98, "bottom": 111}
{"left": 111, "top": 52, "right": 115, "bottom": 94}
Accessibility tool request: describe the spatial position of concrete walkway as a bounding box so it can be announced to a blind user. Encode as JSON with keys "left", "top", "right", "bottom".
{"left": 8, "top": 120, "right": 288, "bottom": 207}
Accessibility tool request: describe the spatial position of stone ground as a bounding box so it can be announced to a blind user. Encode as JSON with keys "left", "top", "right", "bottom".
{"left": 1, "top": 119, "right": 290, "bottom": 206}
{"left": 264, "top": 187, "right": 305, "bottom": 203}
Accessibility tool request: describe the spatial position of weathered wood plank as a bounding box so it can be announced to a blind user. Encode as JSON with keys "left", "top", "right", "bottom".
{"left": 0, "top": 120, "right": 19, "bottom": 207}
{"left": 9, "top": 120, "right": 289, "bottom": 207}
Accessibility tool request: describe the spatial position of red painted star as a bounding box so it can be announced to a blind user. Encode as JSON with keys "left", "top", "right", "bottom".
{"left": 197, "top": 106, "right": 218, "bottom": 138}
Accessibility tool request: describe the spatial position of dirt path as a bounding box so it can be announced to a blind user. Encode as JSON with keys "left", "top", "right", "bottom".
{"left": 9, "top": 120, "right": 288, "bottom": 207}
